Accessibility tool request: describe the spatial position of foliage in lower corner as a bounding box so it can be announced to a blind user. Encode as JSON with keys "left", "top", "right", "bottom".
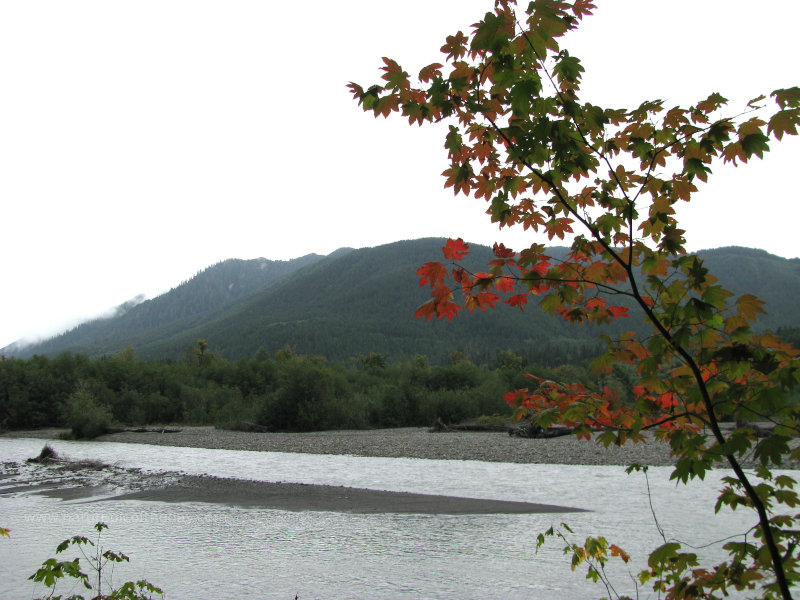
{"left": 29, "top": 522, "right": 163, "bottom": 600}
{"left": 538, "top": 523, "right": 633, "bottom": 600}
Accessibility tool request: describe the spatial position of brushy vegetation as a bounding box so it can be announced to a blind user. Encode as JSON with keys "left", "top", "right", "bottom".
{"left": 0, "top": 342, "right": 633, "bottom": 435}
{"left": 28, "top": 522, "right": 163, "bottom": 600}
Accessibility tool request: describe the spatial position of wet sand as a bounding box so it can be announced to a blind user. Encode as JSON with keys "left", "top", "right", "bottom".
{"left": 1, "top": 427, "right": 608, "bottom": 514}
{"left": 93, "top": 474, "right": 586, "bottom": 514}
{"left": 1, "top": 462, "right": 586, "bottom": 515}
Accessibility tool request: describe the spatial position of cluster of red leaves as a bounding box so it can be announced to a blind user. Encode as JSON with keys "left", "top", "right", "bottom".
{"left": 415, "top": 238, "right": 630, "bottom": 328}
{"left": 505, "top": 371, "right": 703, "bottom": 440}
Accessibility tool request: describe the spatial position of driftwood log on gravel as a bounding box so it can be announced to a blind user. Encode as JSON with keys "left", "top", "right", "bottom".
{"left": 106, "top": 427, "right": 182, "bottom": 434}
{"left": 429, "top": 418, "right": 573, "bottom": 439}
{"left": 507, "top": 422, "right": 573, "bottom": 439}
{"left": 429, "top": 418, "right": 508, "bottom": 433}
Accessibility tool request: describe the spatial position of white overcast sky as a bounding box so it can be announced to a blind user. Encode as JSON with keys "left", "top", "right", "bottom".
{"left": 1, "top": 1, "right": 798, "bottom": 348}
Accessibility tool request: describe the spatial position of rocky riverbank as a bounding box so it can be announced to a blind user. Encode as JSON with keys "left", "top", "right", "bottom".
{"left": 7, "top": 425, "right": 686, "bottom": 466}
{"left": 6, "top": 423, "right": 782, "bottom": 468}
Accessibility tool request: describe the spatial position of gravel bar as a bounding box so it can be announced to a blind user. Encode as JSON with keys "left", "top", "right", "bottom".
{"left": 101, "top": 426, "right": 680, "bottom": 466}
{"left": 6, "top": 425, "right": 774, "bottom": 467}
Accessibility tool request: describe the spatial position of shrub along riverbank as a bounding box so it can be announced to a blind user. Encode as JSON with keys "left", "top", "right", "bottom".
{"left": 0, "top": 343, "right": 635, "bottom": 436}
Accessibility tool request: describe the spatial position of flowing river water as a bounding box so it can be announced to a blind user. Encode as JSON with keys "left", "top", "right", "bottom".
{"left": 0, "top": 437, "right": 788, "bottom": 599}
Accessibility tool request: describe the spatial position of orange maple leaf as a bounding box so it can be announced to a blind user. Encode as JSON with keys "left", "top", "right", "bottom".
{"left": 736, "top": 294, "right": 766, "bottom": 321}
{"left": 441, "top": 31, "right": 468, "bottom": 61}
{"left": 442, "top": 163, "right": 473, "bottom": 196}
{"left": 585, "top": 297, "right": 607, "bottom": 310}
{"left": 572, "top": 0, "right": 596, "bottom": 18}
{"left": 472, "top": 272, "right": 494, "bottom": 289}
{"left": 375, "top": 94, "right": 400, "bottom": 118}
{"left": 414, "top": 300, "right": 437, "bottom": 321}
{"left": 418, "top": 62, "right": 443, "bottom": 83}
{"left": 545, "top": 217, "right": 574, "bottom": 240}
{"left": 610, "top": 544, "right": 630, "bottom": 563}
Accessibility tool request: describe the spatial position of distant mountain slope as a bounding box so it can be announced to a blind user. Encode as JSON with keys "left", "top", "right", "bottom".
{"left": 134, "top": 238, "right": 597, "bottom": 364}
{"left": 6, "top": 253, "right": 327, "bottom": 358}
{"left": 6, "top": 240, "right": 799, "bottom": 365}
{"left": 695, "top": 247, "right": 800, "bottom": 327}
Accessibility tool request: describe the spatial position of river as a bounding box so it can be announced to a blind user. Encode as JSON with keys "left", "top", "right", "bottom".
{"left": 0, "top": 437, "right": 783, "bottom": 599}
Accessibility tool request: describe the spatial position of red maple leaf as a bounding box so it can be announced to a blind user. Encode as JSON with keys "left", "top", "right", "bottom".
{"left": 467, "top": 291, "right": 500, "bottom": 312}
{"left": 415, "top": 284, "right": 464, "bottom": 321}
{"left": 608, "top": 305, "right": 629, "bottom": 319}
{"left": 506, "top": 293, "right": 529, "bottom": 309}
{"left": 585, "top": 297, "right": 607, "bottom": 310}
{"left": 414, "top": 300, "right": 437, "bottom": 321}
{"left": 417, "top": 262, "right": 448, "bottom": 287}
{"left": 442, "top": 238, "right": 469, "bottom": 261}
{"left": 472, "top": 272, "right": 494, "bottom": 289}
{"left": 493, "top": 242, "right": 515, "bottom": 258}
{"left": 495, "top": 276, "right": 515, "bottom": 294}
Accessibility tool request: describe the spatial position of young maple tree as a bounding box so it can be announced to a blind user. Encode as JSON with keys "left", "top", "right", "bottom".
{"left": 350, "top": 1, "right": 800, "bottom": 598}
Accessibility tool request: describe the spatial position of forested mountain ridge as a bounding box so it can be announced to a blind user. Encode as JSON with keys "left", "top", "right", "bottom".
{"left": 693, "top": 247, "right": 800, "bottom": 326}
{"left": 4, "top": 240, "right": 799, "bottom": 365}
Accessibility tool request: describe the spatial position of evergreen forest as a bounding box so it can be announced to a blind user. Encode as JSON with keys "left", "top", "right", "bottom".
{"left": 0, "top": 343, "right": 627, "bottom": 436}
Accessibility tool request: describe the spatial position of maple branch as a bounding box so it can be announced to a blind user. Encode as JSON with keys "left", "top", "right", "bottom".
{"left": 642, "top": 467, "right": 669, "bottom": 545}
{"left": 480, "top": 109, "right": 606, "bottom": 238}
{"left": 445, "top": 260, "right": 635, "bottom": 302}
{"left": 627, "top": 280, "right": 793, "bottom": 597}
{"left": 511, "top": 21, "right": 647, "bottom": 254}
{"left": 480, "top": 112, "right": 747, "bottom": 505}
{"left": 474, "top": 31, "right": 792, "bottom": 591}
{"left": 733, "top": 403, "right": 800, "bottom": 436}
{"left": 358, "top": 7, "right": 798, "bottom": 595}
{"left": 679, "top": 524, "right": 761, "bottom": 551}
{"left": 653, "top": 105, "right": 761, "bottom": 157}
{"left": 638, "top": 410, "right": 709, "bottom": 432}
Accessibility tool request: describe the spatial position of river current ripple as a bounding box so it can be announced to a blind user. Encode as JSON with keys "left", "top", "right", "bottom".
{"left": 0, "top": 437, "right": 780, "bottom": 599}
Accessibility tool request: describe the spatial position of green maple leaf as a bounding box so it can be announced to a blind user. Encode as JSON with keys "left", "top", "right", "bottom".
{"left": 740, "top": 132, "right": 770, "bottom": 159}
{"left": 444, "top": 125, "right": 462, "bottom": 155}
{"left": 754, "top": 435, "right": 791, "bottom": 466}
{"left": 553, "top": 53, "right": 583, "bottom": 83}
{"left": 471, "top": 11, "right": 510, "bottom": 53}
{"left": 490, "top": 192, "right": 512, "bottom": 223}
{"left": 428, "top": 78, "right": 449, "bottom": 108}
{"left": 771, "top": 86, "right": 800, "bottom": 109}
{"left": 684, "top": 157, "right": 711, "bottom": 182}
{"left": 510, "top": 77, "right": 543, "bottom": 115}
{"left": 767, "top": 109, "right": 799, "bottom": 140}
{"left": 701, "top": 284, "right": 733, "bottom": 309}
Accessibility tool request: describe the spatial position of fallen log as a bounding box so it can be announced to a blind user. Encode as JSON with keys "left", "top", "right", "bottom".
{"left": 508, "top": 422, "right": 573, "bottom": 438}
